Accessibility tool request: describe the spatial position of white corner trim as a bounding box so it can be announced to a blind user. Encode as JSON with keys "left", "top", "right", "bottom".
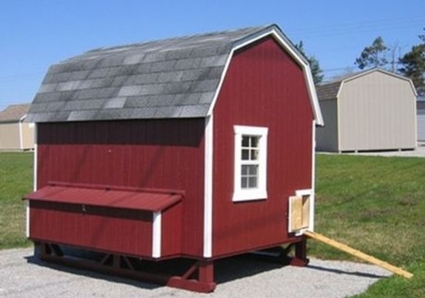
{"left": 152, "top": 212, "right": 162, "bottom": 258}
{"left": 18, "top": 121, "right": 24, "bottom": 150}
{"left": 203, "top": 115, "right": 213, "bottom": 258}
{"left": 310, "top": 120, "right": 316, "bottom": 231}
{"left": 27, "top": 123, "right": 38, "bottom": 238}
{"left": 25, "top": 200, "right": 30, "bottom": 238}
{"left": 33, "top": 123, "right": 37, "bottom": 191}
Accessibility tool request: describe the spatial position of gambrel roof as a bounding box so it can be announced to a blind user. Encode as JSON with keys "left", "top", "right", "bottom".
{"left": 27, "top": 24, "right": 323, "bottom": 125}
{"left": 317, "top": 68, "right": 417, "bottom": 101}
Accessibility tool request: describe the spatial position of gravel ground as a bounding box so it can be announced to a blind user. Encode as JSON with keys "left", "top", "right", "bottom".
{"left": 0, "top": 248, "right": 391, "bottom": 298}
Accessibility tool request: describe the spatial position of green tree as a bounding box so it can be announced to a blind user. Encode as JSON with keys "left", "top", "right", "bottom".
{"left": 295, "top": 41, "right": 324, "bottom": 85}
{"left": 355, "top": 36, "right": 389, "bottom": 69}
{"left": 399, "top": 29, "right": 425, "bottom": 96}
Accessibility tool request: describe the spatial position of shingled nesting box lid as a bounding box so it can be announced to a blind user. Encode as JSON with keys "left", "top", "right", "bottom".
{"left": 24, "top": 182, "right": 183, "bottom": 212}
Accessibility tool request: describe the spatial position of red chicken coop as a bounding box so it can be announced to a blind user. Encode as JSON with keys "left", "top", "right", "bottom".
{"left": 24, "top": 24, "right": 323, "bottom": 292}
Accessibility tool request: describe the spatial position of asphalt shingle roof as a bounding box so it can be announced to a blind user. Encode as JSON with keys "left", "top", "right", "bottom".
{"left": 27, "top": 25, "right": 281, "bottom": 123}
{"left": 316, "top": 82, "right": 341, "bottom": 101}
{"left": 0, "top": 104, "right": 30, "bottom": 122}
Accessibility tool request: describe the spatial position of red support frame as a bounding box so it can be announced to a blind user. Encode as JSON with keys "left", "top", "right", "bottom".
{"left": 36, "top": 242, "right": 216, "bottom": 293}
{"left": 168, "top": 261, "right": 216, "bottom": 293}
{"left": 289, "top": 236, "right": 310, "bottom": 267}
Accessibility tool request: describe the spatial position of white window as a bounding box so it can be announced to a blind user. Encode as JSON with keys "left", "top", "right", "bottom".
{"left": 232, "top": 125, "right": 268, "bottom": 202}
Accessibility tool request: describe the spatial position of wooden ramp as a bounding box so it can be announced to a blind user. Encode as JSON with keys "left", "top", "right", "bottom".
{"left": 304, "top": 231, "right": 413, "bottom": 279}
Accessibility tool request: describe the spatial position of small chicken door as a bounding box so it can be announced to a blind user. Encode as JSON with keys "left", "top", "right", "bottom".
{"left": 288, "top": 189, "right": 312, "bottom": 234}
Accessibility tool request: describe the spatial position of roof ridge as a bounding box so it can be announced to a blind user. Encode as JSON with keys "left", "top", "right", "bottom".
{"left": 85, "top": 25, "right": 271, "bottom": 55}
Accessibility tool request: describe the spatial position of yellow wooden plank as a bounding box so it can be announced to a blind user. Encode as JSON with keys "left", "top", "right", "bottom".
{"left": 301, "top": 195, "right": 310, "bottom": 228}
{"left": 305, "top": 231, "right": 413, "bottom": 279}
{"left": 290, "top": 196, "right": 303, "bottom": 231}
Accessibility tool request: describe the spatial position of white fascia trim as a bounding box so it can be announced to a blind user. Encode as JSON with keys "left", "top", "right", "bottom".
{"left": 152, "top": 212, "right": 162, "bottom": 258}
{"left": 207, "top": 53, "right": 232, "bottom": 116}
{"left": 207, "top": 26, "right": 324, "bottom": 126}
{"left": 203, "top": 115, "right": 213, "bottom": 258}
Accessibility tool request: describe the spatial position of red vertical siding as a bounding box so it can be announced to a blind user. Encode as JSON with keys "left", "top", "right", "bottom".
{"left": 212, "top": 37, "right": 314, "bottom": 256}
{"left": 161, "top": 203, "right": 183, "bottom": 258}
{"left": 37, "top": 119, "right": 205, "bottom": 257}
{"left": 30, "top": 201, "right": 154, "bottom": 257}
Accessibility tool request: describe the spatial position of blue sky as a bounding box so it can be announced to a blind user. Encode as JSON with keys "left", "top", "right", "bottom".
{"left": 1, "top": 0, "right": 424, "bottom": 110}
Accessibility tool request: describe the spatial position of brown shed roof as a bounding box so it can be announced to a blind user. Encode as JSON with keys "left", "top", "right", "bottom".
{"left": 0, "top": 103, "right": 30, "bottom": 122}
{"left": 316, "top": 82, "right": 341, "bottom": 101}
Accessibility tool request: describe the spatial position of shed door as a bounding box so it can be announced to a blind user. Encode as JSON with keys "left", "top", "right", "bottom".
{"left": 418, "top": 112, "right": 425, "bottom": 141}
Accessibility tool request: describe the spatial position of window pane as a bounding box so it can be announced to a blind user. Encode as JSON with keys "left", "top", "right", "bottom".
{"left": 250, "top": 149, "right": 258, "bottom": 160}
{"left": 248, "top": 177, "right": 258, "bottom": 188}
{"left": 242, "top": 149, "right": 249, "bottom": 160}
{"left": 251, "top": 137, "right": 259, "bottom": 148}
{"left": 249, "top": 165, "right": 258, "bottom": 175}
{"left": 241, "top": 177, "right": 248, "bottom": 188}
{"left": 242, "top": 136, "right": 249, "bottom": 147}
{"left": 241, "top": 165, "right": 248, "bottom": 175}
{"left": 241, "top": 165, "right": 258, "bottom": 189}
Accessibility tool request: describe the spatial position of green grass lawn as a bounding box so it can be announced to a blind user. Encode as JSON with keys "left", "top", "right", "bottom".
{"left": 312, "top": 154, "right": 425, "bottom": 297}
{"left": 0, "top": 152, "right": 33, "bottom": 249}
{"left": 0, "top": 152, "right": 424, "bottom": 296}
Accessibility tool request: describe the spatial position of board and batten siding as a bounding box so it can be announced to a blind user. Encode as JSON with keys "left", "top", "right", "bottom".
{"left": 37, "top": 118, "right": 205, "bottom": 258}
{"left": 338, "top": 71, "right": 416, "bottom": 151}
{"left": 316, "top": 99, "right": 338, "bottom": 152}
{"left": 0, "top": 122, "right": 21, "bottom": 150}
{"left": 211, "top": 36, "right": 314, "bottom": 257}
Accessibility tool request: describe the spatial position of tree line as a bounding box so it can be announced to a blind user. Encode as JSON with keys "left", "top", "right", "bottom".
{"left": 297, "top": 28, "right": 425, "bottom": 97}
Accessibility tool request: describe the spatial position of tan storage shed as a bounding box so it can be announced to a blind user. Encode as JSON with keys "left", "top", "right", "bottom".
{"left": 316, "top": 69, "right": 417, "bottom": 152}
{"left": 0, "top": 104, "right": 34, "bottom": 151}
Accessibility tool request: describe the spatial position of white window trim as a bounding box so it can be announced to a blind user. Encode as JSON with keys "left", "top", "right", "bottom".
{"left": 232, "top": 125, "right": 268, "bottom": 202}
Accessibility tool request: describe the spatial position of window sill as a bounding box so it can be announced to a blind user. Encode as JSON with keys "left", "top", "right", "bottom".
{"left": 232, "top": 190, "right": 268, "bottom": 202}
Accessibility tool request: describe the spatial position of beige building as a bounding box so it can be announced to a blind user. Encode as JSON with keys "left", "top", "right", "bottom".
{"left": 316, "top": 68, "right": 417, "bottom": 152}
{"left": 0, "top": 103, "right": 34, "bottom": 151}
